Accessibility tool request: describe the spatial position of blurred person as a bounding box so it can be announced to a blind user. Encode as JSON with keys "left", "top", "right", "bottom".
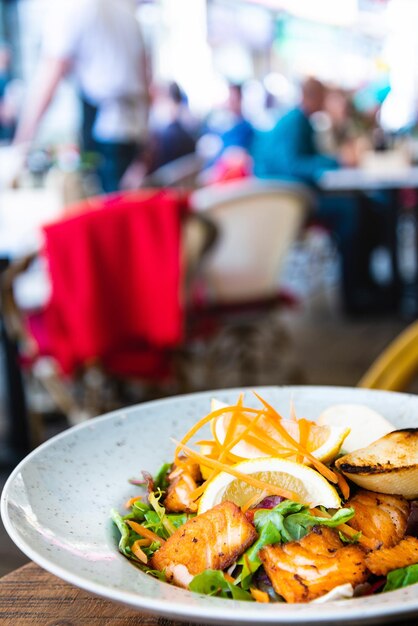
{"left": 254, "top": 77, "right": 382, "bottom": 315}
{"left": 199, "top": 82, "right": 255, "bottom": 185}
{"left": 1, "top": 78, "right": 25, "bottom": 143}
{"left": 202, "top": 82, "right": 254, "bottom": 165}
{"left": 0, "top": 45, "right": 11, "bottom": 103}
{"left": 321, "top": 88, "right": 368, "bottom": 160}
{"left": 13, "top": 0, "right": 150, "bottom": 193}
{"left": 254, "top": 78, "right": 344, "bottom": 183}
{"left": 220, "top": 83, "right": 254, "bottom": 154}
{"left": 148, "top": 81, "right": 197, "bottom": 171}
{"left": 0, "top": 45, "right": 14, "bottom": 141}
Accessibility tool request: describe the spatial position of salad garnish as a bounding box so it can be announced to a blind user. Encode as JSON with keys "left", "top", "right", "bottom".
{"left": 112, "top": 392, "right": 418, "bottom": 603}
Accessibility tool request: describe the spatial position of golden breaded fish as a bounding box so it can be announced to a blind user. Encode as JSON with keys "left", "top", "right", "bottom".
{"left": 346, "top": 490, "right": 410, "bottom": 549}
{"left": 163, "top": 459, "right": 202, "bottom": 514}
{"left": 164, "top": 475, "right": 196, "bottom": 514}
{"left": 150, "top": 501, "right": 257, "bottom": 585}
{"left": 365, "top": 536, "right": 418, "bottom": 576}
{"left": 260, "top": 526, "right": 368, "bottom": 603}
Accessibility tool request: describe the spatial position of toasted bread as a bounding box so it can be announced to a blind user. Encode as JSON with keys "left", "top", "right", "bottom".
{"left": 336, "top": 429, "right": 418, "bottom": 499}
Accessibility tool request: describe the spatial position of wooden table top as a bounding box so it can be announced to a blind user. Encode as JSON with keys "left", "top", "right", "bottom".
{"left": 0, "top": 563, "right": 192, "bottom": 626}
{"left": 1, "top": 562, "right": 418, "bottom": 626}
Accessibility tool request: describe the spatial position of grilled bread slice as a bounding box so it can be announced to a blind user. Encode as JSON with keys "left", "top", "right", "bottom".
{"left": 336, "top": 429, "right": 418, "bottom": 499}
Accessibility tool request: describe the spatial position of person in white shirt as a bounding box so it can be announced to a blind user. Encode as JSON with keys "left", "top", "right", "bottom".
{"left": 14, "top": 0, "right": 150, "bottom": 192}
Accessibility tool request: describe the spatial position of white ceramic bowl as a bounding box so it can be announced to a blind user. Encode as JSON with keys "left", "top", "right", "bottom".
{"left": 2, "top": 386, "right": 418, "bottom": 625}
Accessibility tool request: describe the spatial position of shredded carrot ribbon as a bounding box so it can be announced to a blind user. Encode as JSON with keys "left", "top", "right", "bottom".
{"left": 192, "top": 393, "right": 337, "bottom": 485}
{"left": 250, "top": 587, "right": 270, "bottom": 603}
{"left": 131, "top": 540, "right": 148, "bottom": 563}
{"left": 296, "top": 418, "right": 311, "bottom": 464}
{"left": 253, "top": 392, "right": 338, "bottom": 484}
{"left": 241, "top": 489, "right": 269, "bottom": 513}
{"left": 335, "top": 471, "right": 350, "bottom": 501}
{"left": 212, "top": 407, "right": 294, "bottom": 465}
{"left": 176, "top": 391, "right": 346, "bottom": 510}
{"left": 205, "top": 395, "right": 246, "bottom": 485}
{"left": 124, "top": 496, "right": 142, "bottom": 509}
{"left": 126, "top": 520, "right": 165, "bottom": 544}
{"left": 223, "top": 572, "right": 236, "bottom": 584}
{"left": 174, "top": 439, "right": 298, "bottom": 502}
{"left": 174, "top": 404, "right": 248, "bottom": 464}
{"left": 134, "top": 538, "right": 151, "bottom": 547}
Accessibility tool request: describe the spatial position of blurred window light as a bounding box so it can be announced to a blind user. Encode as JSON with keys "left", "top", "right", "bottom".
{"left": 136, "top": 3, "right": 161, "bottom": 27}
{"left": 264, "top": 72, "right": 296, "bottom": 103}
{"left": 207, "top": 3, "right": 273, "bottom": 49}
{"left": 237, "top": 6, "right": 274, "bottom": 49}
{"left": 241, "top": 0, "right": 358, "bottom": 26}
{"left": 213, "top": 43, "right": 253, "bottom": 83}
{"left": 157, "top": 0, "right": 224, "bottom": 115}
{"left": 379, "top": 0, "right": 418, "bottom": 131}
{"left": 284, "top": 0, "right": 358, "bottom": 25}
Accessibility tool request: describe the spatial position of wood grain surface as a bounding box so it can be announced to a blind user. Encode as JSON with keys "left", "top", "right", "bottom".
{"left": 1, "top": 562, "right": 418, "bottom": 626}
{"left": 0, "top": 563, "right": 192, "bottom": 626}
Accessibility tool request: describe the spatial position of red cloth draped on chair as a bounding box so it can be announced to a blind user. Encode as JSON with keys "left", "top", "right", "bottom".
{"left": 41, "top": 190, "right": 185, "bottom": 379}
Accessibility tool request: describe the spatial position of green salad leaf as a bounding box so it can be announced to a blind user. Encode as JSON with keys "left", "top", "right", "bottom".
{"left": 383, "top": 564, "right": 418, "bottom": 592}
{"left": 236, "top": 502, "right": 355, "bottom": 588}
{"left": 237, "top": 520, "right": 283, "bottom": 588}
{"left": 111, "top": 508, "right": 131, "bottom": 557}
{"left": 111, "top": 509, "right": 162, "bottom": 559}
{"left": 145, "top": 491, "right": 195, "bottom": 538}
{"left": 147, "top": 491, "right": 178, "bottom": 537}
{"left": 115, "top": 488, "right": 194, "bottom": 554}
{"left": 153, "top": 462, "right": 172, "bottom": 491}
{"left": 283, "top": 507, "right": 355, "bottom": 541}
{"left": 339, "top": 530, "right": 362, "bottom": 544}
{"left": 131, "top": 499, "right": 150, "bottom": 517}
{"left": 189, "top": 570, "right": 253, "bottom": 601}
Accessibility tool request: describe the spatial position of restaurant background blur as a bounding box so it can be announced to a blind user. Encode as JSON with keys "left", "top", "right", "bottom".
{"left": 3, "top": 0, "right": 418, "bottom": 150}
{"left": 1, "top": 0, "right": 418, "bottom": 437}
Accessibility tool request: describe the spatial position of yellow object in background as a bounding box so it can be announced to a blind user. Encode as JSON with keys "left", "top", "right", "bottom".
{"left": 358, "top": 320, "right": 418, "bottom": 392}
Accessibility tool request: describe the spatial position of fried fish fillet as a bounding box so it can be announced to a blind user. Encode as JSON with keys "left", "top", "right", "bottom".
{"left": 164, "top": 461, "right": 201, "bottom": 513}
{"left": 346, "top": 490, "right": 410, "bottom": 549}
{"left": 259, "top": 526, "right": 368, "bottom": 603}
{"left": 365, "top": 536, "right": 418, "bottom": 576}
{"left": 150, "top": 501, "right": 257, "bottom": 585}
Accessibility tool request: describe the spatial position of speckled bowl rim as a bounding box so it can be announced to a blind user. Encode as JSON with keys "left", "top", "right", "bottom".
{"left": 2, "top": 386, "right": 418, "bottom": 625}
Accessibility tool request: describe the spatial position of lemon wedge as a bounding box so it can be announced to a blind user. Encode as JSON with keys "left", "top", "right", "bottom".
{"left": 211, "top": 399, "right": 349, "bottom": 464}
{"left": 197, "top": 457, "right": 341, "bottom": 514}
{"left": 318, "top": 404, "right": 394, "bottom": 454}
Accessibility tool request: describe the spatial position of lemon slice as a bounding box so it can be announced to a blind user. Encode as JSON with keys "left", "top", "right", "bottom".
{"left": 318, "top": 404, "right": 394, "bottom": 454}
{"left": 211, "top": 399, "right": 349, "bottom": 464}
{"left": 197, "top": 457, "right": 341, "bottom": 514}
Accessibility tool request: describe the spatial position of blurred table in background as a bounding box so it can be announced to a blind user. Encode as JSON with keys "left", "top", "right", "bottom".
{"left": 319, "top": 166, "right": 418, "bottom": 193}
{"left": 0, "top": 184, "right": 64, "bottom": 467}
{"left": 318, "top": 166, "right": 418, "bottom": 319}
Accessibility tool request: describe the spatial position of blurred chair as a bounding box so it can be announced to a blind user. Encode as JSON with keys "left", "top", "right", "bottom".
{"left": 142, "top": 153, "right": 204, "bottom": 190}
{"left": 358, "top": 321, "right": 418, "bottom": 391}
{"left": 1, "top": 189, "right": 217, "bottom": 442}
{"left": 181, "top": 178, "right": 314, "bottom": 390}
